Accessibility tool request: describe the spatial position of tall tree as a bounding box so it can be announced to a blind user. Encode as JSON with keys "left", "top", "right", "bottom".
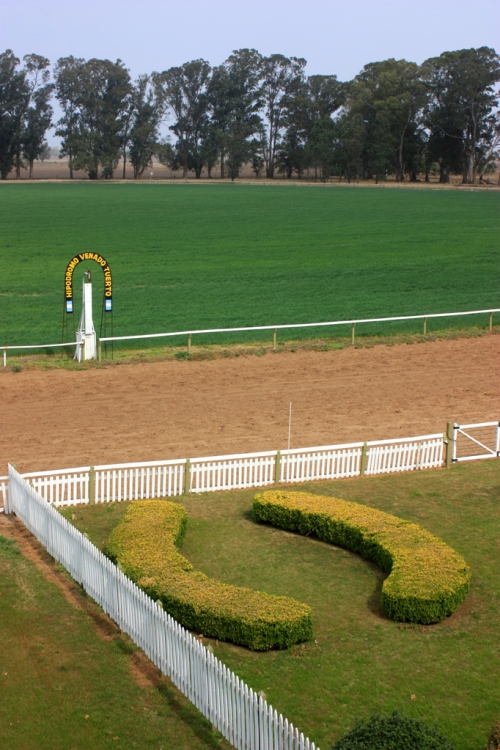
{"left": 348, "top": 59, "right": 427, "bottom": 181}
{"left": 54, "top": 56, "right": 84, "bottom": 178}
{"left": 261, "top": 54, "right": 306, "bottom": 178}
{"left": 209, "top": 49, "right": 263, "bottom": 179}
{"left": 153, "top": 59, "right": 211, "bottom": 178}
{"left": 127, "top": 75, "right": 163, "bottom": 179}
{"left": 278, "top": 74, "right": 344, "bottom": 178}
{"left": 333, "top": 111, "right": 365, "bottom": 182}
{"left": 22, "top": 54, "right": 53, "bottom": 178}
{"left": 306, "top": 115, "right": 336, "bottom": 181}
{"left": 0, "top": 50, "right": 28, "bottom": 179}
{"left": 221, "top": 49, "right": 263, "bottom": 180}
{"left": 55, "top": 57, "right": 131, "bottom": 179}
{"left": 422, "top": 47, "right": 500, "bottom": 183}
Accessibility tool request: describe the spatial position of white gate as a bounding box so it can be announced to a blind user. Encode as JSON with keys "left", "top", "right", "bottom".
{"left": 452, "top": 422, "right": 500, "bottom": 462}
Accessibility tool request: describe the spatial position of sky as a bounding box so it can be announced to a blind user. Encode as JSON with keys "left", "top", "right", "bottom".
{"left": 2, "top": 0, "right": 500, "bottom": 144}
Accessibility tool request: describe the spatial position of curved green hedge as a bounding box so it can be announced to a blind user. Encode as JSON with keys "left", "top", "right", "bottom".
{"left": 253, "top": 491, "right": 471, "bottom": 624}
{"left": 105, "top": 500, "right": 312, "bottom": 650}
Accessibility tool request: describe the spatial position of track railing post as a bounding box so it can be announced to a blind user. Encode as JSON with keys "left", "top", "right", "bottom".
{"left": 98, "top": 339, "right": 102, "bottom": 362}
{"left": 187, "top": 333, "right": 192, "bottom": 355}
{"left": 3, "top": 347, "right": 6, "bottom": 368}
{"left": 351, "top": 322, "right": 356, "bottom": 346}
{"left": 423, "top": 317, "right": 427, "bottom": 336}
{"left": 489, "top": 311, "right": 493, "bottom": 331}
{"left": 273, "top": 328, "right": 277, "bottom": 350}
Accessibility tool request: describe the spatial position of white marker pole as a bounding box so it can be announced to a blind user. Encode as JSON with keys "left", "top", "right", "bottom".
{"left": 288, "top": 401, "right": 292, "bottom": 450}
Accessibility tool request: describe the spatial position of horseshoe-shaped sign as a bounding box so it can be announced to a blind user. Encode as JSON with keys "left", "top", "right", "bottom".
{"left": 64, "top": 252, "right": 112, "bottom": 313}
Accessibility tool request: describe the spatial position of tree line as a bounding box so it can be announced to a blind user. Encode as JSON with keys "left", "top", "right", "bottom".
{"left": 0, "top": 46, "right": 499, "bottom": 183}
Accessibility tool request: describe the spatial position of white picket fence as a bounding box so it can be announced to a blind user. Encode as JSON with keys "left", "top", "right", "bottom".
{"left": 6, "top": 466, "right": 317, "bottom": 750}
{"left": 0, "top": 432, "right": 447, "bottom": 509}
{"left": 365, "top": 435, "right": 444, "bottom": 474}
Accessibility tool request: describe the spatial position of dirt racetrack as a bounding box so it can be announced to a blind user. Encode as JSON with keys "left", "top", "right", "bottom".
{"left": 0, "top": 335, "right": 498, "bottom": 475}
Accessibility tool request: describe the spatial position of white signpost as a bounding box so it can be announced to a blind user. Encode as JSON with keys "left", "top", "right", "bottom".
{"left": 75, "top": 271, "right": 96, "bottom": 361}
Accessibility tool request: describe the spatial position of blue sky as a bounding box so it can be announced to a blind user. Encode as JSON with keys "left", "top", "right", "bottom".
{"left": 2, "top": 0, "right": 499, "bottom": 143}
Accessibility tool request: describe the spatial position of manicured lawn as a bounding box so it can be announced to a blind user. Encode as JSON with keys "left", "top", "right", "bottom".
{"left": 0, "top": 534, "right": 229, "bottom": 750}
{"left": 1, "top": 183, "right": 498, "bottom": 348}
{"left": 62, "top": 460, "right": 500, "bottom": 750}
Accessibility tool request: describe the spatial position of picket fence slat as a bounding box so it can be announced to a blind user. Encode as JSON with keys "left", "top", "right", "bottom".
{"left": 6, "top": 465, "right": 318, "bottom": 750}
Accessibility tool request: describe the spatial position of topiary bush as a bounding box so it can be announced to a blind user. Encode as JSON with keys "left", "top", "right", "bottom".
{"left": 487, "top": 720, "right": 500, "bottom": 750}
{"left": 105, "top": 499, "right": 312, "bottom": 650}
{"left": 331, "top": 711, "right": 455, "bottom": 750}
{"left": 253, "top": 491, "right": 470, "bottom": 624}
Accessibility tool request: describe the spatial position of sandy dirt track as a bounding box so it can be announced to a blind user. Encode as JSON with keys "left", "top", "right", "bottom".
{"left": 0, "top": 336, "right": 498, "bottom": 475}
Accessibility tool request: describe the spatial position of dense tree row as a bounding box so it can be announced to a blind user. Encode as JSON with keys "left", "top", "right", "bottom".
{"left": 1, "top": 46, "right": 499, "bottom": 182}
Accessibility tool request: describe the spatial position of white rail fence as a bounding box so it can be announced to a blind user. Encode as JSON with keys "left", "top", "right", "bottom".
{"left": 1, "top": 432, "right": 446, "bottom": 509}
{"left": 97, "top": 307, "right": 500, "bottom": 360}
{"left": 2, "top": 341, "right": 82, "bottom": 367}
{"left": 6, "top": 466, "right": 317, "bottom": 750}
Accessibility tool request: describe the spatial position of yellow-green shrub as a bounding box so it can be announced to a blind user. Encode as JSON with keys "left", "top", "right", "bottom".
{"left": 105, "top": 500, "right": 312, "bottom": 650}
{"left": 253, "top": 491, "right": 471, "bottom": 624}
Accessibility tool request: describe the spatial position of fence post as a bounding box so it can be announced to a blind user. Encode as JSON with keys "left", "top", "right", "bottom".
{"left": 423, "top": 317, "right": 427, "bottom": 336}
{"left": 489, "top": 311, "right": 493, "bottom": 331}
{"left": 3, "top": 347, "right": 6, "bottom": 368}
{"left": 184, "top": 459, "right": 191, "bottom": 495}
{"left": 89, "top": 466, "right": 95, "bottom": 504}
{"left": 274, "top": 450, "right": 281, "bottom": 484}
{"left": 444, "top": 422, "right": 453, "bottom": 468}
{"left": 273, "top": 328, "right": 277, "bottom": 351}
{"left": 187, "top": 333, "right": 192, "bottom": 355}
{"left": 360, "top": 442, "right": 368, "bottom": 475}
{"left": 351, "top": 322, "right": 356, "bottom": 346}
{"left": 98, "top": 339, "right": 102, "bottom": 363}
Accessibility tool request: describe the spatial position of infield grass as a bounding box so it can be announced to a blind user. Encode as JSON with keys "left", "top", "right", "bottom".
{"left": 62, "top": 460, "right": 500, "bottom": 750}
{"left": 1, "top": 183, "right": 499, "bottom": 348}
{"left": 0, "top": 533, "right": 230, "bottom": 750}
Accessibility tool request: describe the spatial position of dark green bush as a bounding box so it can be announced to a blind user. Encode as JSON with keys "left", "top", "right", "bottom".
{"left": 332, "top": 711, "right": 454, "bottom": 750}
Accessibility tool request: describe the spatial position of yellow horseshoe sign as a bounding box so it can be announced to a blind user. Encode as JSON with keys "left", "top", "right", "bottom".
{"left": 65, "top": 252, "right": 112, "bottom": 313}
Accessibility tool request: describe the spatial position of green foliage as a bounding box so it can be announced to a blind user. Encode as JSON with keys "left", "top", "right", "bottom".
{"left": 0, "top": 185, "right": 498, "bottom": 349}
{"left": 253, "top": 491, "right": 470, "bottom": 624}
{"left": 331, "top": 711, "right": 454, "bottom": 750}
{"left": 105, "top": 500, "right": 312, "bottom": 650}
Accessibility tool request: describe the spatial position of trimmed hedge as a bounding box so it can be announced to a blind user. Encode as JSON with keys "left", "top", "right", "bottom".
{"left": 253, "top": 491, "right": 471, "bottom": 624}
{"left": 105, "top": 500, "right": 312, "bottom": 650}
{"left": 331, "top": 711, "right": 455, "bottom": 750}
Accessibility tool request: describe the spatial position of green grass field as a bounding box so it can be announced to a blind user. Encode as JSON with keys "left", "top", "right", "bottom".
{"left": 1, "top": 184, "right": 499, "bottom": 348}
{"left": 0, "top": 533, "right": 230, "bottom": 750}
{"left": 62, "top": 461, "right": 500, "bottom": 750}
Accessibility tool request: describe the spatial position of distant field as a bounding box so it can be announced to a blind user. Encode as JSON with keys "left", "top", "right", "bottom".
{"left": 0, "top": 183, "right": 498, "bottom": 348}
